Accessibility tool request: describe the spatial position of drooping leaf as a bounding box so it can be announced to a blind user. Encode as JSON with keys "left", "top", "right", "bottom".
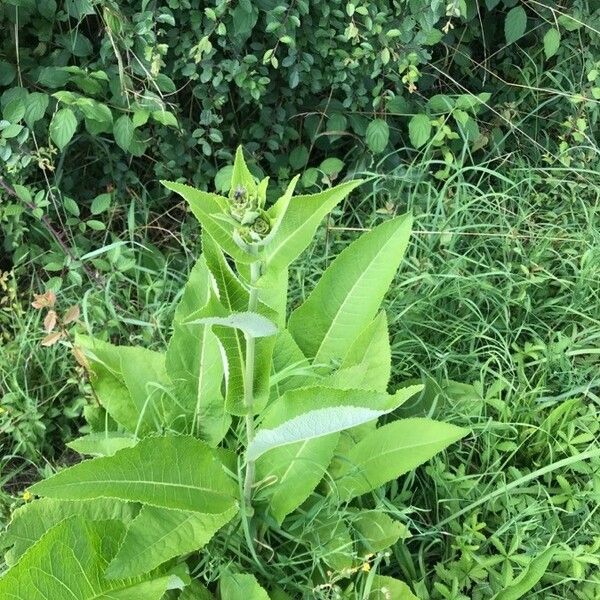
{"left": 247, "top": 386, "right": 420, "bottom": 460}
{"left": 255, "top": 434, "right": 339, "bottom": 524}
{"left": 119, "top": 346, "right": 171, "bottom": 434}
{"left": 161, "top": 180, "right": 254, "bottom": 263}
{"left": 368, "top": 576, "right": 419, "bottom": 599}
{"left": 202, "top": 236, "right": 276, "bottom": 415}
{"left": 75, "top": 335, "right": 139, "bottom": 431}
{"left": 219, "top": 572, "right": 270, "bottom": 599}
{"left": 2, "top": 498, "right": 135, "bottom": 567}
{"left": 324, "top": 311, "right": 391, "bottom": 391}
{"left": 288, "top": 213, "right": 413, "bottom": 366}
{"left": 49, "top": 107, "right": 77, "bottom": 149}
{"left": 351, "top": 510, "right": 409, "bottom": 554}
{"left": 0, "top": 517, "right": 173, "bottom": 599}
{"left": 106, "top": 504, "right": 237, "bottom": 579}
{"left": 493, "top": 547, "right": 558, "bottom": 600}
{"left": 264, "top": 180, "right": 364, "bottom": 271}
{"left": 505, "top": 6, "right": 527, "bottom": 45}
{"left": 29, "top": 436, "right": 238, "bottom": 514}
{"left": 333, "top": 418, "right": 468, "bottom": 500}
{"left": 166, "top": 255, "right": 230, "bottom": 444}
{"left": 408, "top": 114, "right": 431, "bottom": 149}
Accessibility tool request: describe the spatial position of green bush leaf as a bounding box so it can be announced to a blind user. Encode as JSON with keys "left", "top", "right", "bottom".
{"left": 90, "top": 192, "right": 112, "bottom": 215}
{"left": 505, "top": 6, "right": 527, "bottom": 44}
{"left": 408, "top": 114, "right": 431, "bottom": 148}
{"left": 543, "top": 28, "right": 561, "bottom": 59}
{"left": 29, "top": 436, "right": 238, "bottom": 514}
{"left": 49, "top": 107, "right": 77, "bottom": 150}
{"left": 333, "top": 418, "right": 468, "bottom": 500}
{"left": 220, "top": 572, "right": 270, "bottom": 600}
{"left": 366, "top": 118, "right": 390, "bottom": 154}
{"left": 113, "top": 114, "right": 134, "bottom": 151}
{"left": 288, "top": 213, "right": 413, "bottom": 365}
{"left": 106, "top": 504, "right": 237, "bottom": 579}
{"left": 24, "top": 92, "right": 49, "bottom": 126}
{"left": 3, "top": 98, "right": 25, "bottom": 123}
{"left": 0, "top": 517, "right": 173, "bottom": 599}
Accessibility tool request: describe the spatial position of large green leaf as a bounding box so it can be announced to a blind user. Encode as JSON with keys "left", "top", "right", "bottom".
{"left": 0, "top": 517, "right": 173, "bottom": 599}
{"left": 166, "top": 255, "right": 230, "bottom": 444}
{"left": 106, "top": 504, "right": 237, "bottom": 579}
{"left": 333, "top": 418, "right": 468, "bottom": 500}
{"left": 29, "top": 436, "right": 238, "bottom": 513}
{"left": 161, "top": 180, "right": 254, "bottom": 263}
{"left": 255, "top": 434, "right": 339, "bottom": 524}
{"left": 230, "top": 145, "right": 258, "bottom": 195}
{"left": 247, "top": 386, "right": 420, "bottom": 460}
{"left": 75, "top": 335, "right": 138, "bottom": 431}
{"left": 264, "top": 179, "right": 364, "bottom": 271}
{"left": 2, "top": 498, "right": 135, "bottom": 567}
{"left": 288, "top": 213, "right": 413, "bottom": 366}
{"left": 119, "top": 346, "right": 171, "bottom": 435}
{"left": 219, "top": 572, "right": 270, "bottom": 599}
{"left": 76, "top": 336, "right": 171, "bottom": 435}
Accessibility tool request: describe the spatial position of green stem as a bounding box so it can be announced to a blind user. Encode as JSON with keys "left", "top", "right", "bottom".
{"left": 243, "top": 257, "right": 261, "bottom": 515}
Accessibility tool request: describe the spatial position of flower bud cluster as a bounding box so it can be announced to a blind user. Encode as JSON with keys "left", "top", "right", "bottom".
{"left": 228, "top": 185, "right": 272, "bottom": 244}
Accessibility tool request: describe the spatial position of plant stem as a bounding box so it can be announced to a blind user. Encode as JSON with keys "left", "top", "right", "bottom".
{"left": 243, "top": 257, "right": 261, "bottom": 515}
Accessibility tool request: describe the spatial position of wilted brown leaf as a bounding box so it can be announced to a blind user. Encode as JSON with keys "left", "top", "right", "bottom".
{"left": 32, "top": 290, "right": 57, "bottom": 309}
{"left": 63, "top": 305, "right": 80, "bottom": 325}
{"left": 72, "top": 345, "right": 90, "bottom": 369}
{"left": 43, "top": 310, "right": 57, "bottom": 333}
{"left": 41, "top": 331, "right": 64, "bottom": 347}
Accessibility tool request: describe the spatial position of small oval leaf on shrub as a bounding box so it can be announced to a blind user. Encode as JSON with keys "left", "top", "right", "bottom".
{"left": 49, "top": 107, "right": 77, "bottom": 150}
{"left": 113, "top": 114, "right": 134, "bottom": 151}
{"left": 90, "top": 193, "right": 112, "bottom": 215}
{"left": 320, "top": 157, "right": 345, "bottom": 176}
{"left": 543, "top": 28, "right": 561, "bottom": 59}
{"left": 289, "top": 145, "right": 309, "bottom": 170}
{"left": 366, "top": 118, "right": 389, "bottom": 154}
{"left": 505, "top": 6, "right": 527, "bottom": 44}
{"left": 408, "top": 114, "right": 431, "bottom": 149}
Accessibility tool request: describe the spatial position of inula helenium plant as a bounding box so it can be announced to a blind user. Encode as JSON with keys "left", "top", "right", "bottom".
{"left": 0, "top": 148, "right": 467, "bottom": 599}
